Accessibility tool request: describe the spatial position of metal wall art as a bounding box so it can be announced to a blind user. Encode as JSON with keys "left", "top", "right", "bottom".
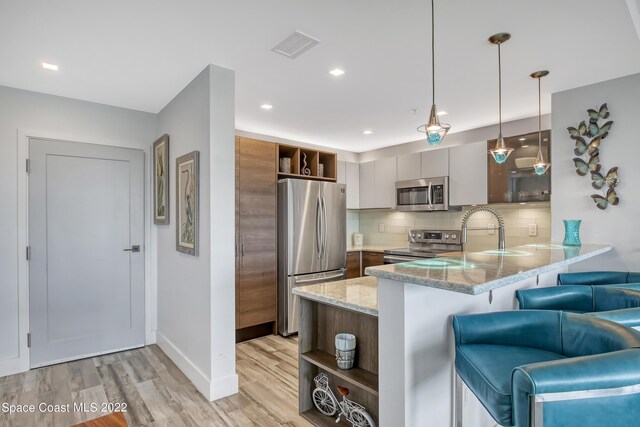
{"left": 567, "top": 103, "right": 620, "bottom": 210}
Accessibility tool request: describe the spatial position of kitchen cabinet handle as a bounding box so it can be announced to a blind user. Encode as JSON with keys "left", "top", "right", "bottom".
{"left": 241, "top": 235, "right": 245, "bottom": 267}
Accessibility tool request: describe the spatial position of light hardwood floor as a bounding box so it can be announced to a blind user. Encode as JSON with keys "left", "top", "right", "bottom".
{"left": 0, "top": 336, "right": 312, "bottom": 427}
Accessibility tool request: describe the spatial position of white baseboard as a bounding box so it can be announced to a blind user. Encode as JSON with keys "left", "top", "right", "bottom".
{"left": 209, "top": 372, "right": 239, "bottom": 401}
{"left": 156, "top": 332, "right": 212, "bottom": 398}
{"left": 155, "top": 332, "right": 238, "bottom": 401}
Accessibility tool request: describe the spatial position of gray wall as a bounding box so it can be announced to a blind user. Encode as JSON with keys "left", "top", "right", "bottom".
{"left": 0, "top": 85, "right": 157, "bottom": 374}
{"left": 552, "top": 73, "right": 640, "bottom": 271}
{"left": 156, "top": 65, "right": 237, "bottom": 399}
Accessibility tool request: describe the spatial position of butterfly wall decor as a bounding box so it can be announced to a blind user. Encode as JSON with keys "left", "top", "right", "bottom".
{"left": 566, "top": 103, "right": 620, "bottom": 210}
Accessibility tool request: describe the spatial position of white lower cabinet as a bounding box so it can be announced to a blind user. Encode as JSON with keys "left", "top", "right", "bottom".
{"left": 449, "top": 141, "right": 488, "bottom": 206}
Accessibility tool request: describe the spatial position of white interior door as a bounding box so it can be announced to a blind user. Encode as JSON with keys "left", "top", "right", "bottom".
{"left": 28, "top": 138, "right": 145, "bottom": 368}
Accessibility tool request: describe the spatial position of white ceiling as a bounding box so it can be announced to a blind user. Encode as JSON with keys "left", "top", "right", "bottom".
{"left": 1, "top": 0, "right": 639, "bottom": 152}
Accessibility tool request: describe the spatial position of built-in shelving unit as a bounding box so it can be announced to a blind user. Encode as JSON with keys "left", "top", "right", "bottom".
{"left": 298, "top": 299, "right": 379, "bottom": 426}
{"left": 277, "top": 143, "right": 337, "bottom": 182}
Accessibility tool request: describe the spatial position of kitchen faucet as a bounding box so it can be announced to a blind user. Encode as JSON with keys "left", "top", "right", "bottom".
{"left": 461, "top": 206, "right": 506, "bottom": 250}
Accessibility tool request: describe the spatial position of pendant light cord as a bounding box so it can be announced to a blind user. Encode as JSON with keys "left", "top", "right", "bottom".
{"left": 498, "top": 42, "right": 502, "bottom": 135}
{"left": 538, "top": 76, "right": 542, "bottom": 151}
{"left": 431, "top": 0, "right": 435, "bottom": 105}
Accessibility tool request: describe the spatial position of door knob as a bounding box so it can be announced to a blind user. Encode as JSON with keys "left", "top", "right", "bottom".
{"left": 123, "top": 245, "right": 141, "bottom": 253}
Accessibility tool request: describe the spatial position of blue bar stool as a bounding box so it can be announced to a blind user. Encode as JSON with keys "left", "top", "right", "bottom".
{"left": 517, "top": 284, "right": 640, "bottom": 328}
{"left": 557, "top": 271, "right": 640, "bottom": 286}
{"left": 452, "top": 310, "right": 640, "bottom": 427}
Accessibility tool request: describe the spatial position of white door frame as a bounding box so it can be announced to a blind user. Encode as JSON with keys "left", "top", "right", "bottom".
{"left": 13, "top": 128, "right": 156, "bottom": 376}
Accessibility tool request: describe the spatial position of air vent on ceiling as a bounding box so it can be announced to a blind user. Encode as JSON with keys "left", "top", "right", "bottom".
{"left": 271, "top": 31, "right": 320, "bottom": 59}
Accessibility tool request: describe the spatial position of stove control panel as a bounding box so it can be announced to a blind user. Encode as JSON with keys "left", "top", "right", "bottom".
{"left": 408, "top": 229, "right": 461, "bottom": 244}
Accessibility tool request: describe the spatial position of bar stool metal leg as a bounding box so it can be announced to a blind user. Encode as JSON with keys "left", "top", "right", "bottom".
{"left": 454, "top": 373, "right": 463, "bottom": 427}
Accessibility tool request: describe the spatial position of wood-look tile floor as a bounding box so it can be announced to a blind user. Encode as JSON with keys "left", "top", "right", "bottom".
{"left": 0, "top": 335, "right": 312, "bottom": 427}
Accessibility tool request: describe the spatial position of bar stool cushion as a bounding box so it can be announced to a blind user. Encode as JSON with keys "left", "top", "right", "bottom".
{"left": 557, "top": 271, "right": 639, "bottom": 286}
{"left": 594, "top": 285, "right": 640, "bottom": 311}
{"left": 453, "top": 310, "right": 640, "bottom": 427}
{"left": 456, "top": 344, "right": 565, "bottom": 425}
{"left": 517, "top": 284, "right": 640, "bottom": 328}
{"left": 515, "top": 285, "right": 593, "bottom": 312}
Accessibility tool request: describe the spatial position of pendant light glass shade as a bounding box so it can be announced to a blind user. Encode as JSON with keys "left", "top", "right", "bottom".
{"left": 488, "top": 33, "right": 513, "bottom": 164}
{"left": 489, "top": 133, "right": 514, "bottom": 165}
{"left": 418, "top": 105, "right": 450, "bottom": 145}
{"left": 531, "top": 70, "right": 550, "bottom": 175}
{"left": 417, "top": 0, "right": 450, "bottom": 145}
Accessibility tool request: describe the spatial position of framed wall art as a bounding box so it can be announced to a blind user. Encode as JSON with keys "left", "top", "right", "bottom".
{"left": 176, "top": 151, "right": 199, "bottom": 256}
{"left": 153, "top": 134, "right": 170, "bottom": 225}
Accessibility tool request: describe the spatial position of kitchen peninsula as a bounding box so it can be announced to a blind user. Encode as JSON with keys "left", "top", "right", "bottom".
{"left": 295, "top": 243, "right": 611, "bottom": 427}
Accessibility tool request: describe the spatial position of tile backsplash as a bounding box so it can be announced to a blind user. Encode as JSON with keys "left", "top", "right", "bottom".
{"left": 347, "top": 204, "right": 550, "bottom": 252}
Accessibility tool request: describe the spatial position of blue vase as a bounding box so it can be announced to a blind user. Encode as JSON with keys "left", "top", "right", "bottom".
{"left": 563, "top": 220, "right": 582, "bottom": 246}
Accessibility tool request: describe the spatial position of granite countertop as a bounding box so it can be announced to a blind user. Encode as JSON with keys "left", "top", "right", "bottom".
{"left": 347, "top": 245, "right": 396, "bottom": 253}
{"left": 365, "top": 243, "right": 612, "bottom": 295}
{"left": 292, "top": 276, "right": 378, "bottom": 317}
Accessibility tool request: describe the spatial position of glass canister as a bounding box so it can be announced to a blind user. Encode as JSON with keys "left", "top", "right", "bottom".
{"left": 563, "top": 220, "right": 582, "bottom": 246}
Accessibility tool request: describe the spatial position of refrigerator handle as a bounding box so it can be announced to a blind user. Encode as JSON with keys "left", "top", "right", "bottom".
{"left": 322, "top": 196, "right": 328, "bottom": 258}
{"left": 316, "top": 196, "right": 322, "bottom": 258}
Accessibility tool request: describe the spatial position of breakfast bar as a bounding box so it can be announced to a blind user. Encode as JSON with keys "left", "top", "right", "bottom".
{"left": 365, "top": 243, "right": 612, "bottom": 427}
{"left": 295, "top": 243, "right": 612, "bottom": 427}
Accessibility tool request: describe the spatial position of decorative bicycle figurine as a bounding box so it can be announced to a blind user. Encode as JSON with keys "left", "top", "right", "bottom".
{"left": 312, "top": 373, "right": 376, "bottom": 427}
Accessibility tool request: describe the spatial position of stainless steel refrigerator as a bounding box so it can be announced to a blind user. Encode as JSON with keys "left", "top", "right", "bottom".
{"left": 278, "top": 179, "right": 346, "bottom": 336}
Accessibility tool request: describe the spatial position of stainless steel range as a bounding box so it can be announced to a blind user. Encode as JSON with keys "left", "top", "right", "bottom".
{"left": 384, "top": 229, "right": 462, "bottom": 264}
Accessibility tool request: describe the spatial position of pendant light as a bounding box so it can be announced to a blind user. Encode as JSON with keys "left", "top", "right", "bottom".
{"left": 417, "top": 0, "right": 450, "bottom": 145}
{"left": 530, "top": 70, "right": 550, "bottom": 175}
{"left": 488, "top": 33, "right": 513, "bottom": 164}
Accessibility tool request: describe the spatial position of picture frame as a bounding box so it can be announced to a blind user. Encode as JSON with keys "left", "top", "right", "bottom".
{"left": 176, "top": 151, "right": 199, "bottom": 256}
{"left": 153, "top": 134, "right": 170, "bottom": 225}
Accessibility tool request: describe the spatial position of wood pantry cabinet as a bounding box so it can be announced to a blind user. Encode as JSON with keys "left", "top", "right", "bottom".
{"left": 235, "top": 136, "right": 277, "bottom": 341}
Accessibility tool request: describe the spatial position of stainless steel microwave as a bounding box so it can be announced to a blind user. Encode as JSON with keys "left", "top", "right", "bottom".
{"left": 395, "top": 177, "right": 450, "bottom": 212}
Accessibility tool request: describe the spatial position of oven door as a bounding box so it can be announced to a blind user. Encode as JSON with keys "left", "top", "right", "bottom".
{"left": 384, "top": 254, "right": 434, "bottom": 264}
{"left": 395, "top": 177, "right": 449, "bottom": 212}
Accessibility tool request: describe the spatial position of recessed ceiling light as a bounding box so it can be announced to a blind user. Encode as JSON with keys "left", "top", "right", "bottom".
{"left": 437, "top": 111, "right": 448, "bottom": 116}
{"left": 521, "top": 145, "right": 530, "bottom": 148}
{"left": 260, "top": 104, "right": 273, "bottom": 110}
{"left": 42, "top": 62, "right": 58, "bottom": 71}
{"left": 329, "top": 68, "right": 345, "bottom": 77}
{"left": 518, "top": 137, "right": 526, "bottom": 141}
{"left": 362, "top": 130, "right": 374, "bottom": 135}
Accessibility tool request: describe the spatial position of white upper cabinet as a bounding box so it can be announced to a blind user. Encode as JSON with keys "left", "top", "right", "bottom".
{"left": 396, "top": 153, "right": 422, "bottom": 181}
{"left": 359, "top": 158, "right": 397, "bottom": 209}
{"left": 375, "top": 157, "right": 397, "bottom": 209}
{"left": 449, "top": 141, "right": 488, "bottom": 206}
{"left": 421, "top": 148, "right": 449, "bottom": 178}
{"left": 345, "top": 162, "right": 360, "bottom": 209}
{"left": 337, "top": 160, "right": 346, "bottom": 184}
{"left": 359, "top": 161, "right": 376, "bottom": 209}
{"left": 338, "top": 160, "right": 360, "bottom": 209}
